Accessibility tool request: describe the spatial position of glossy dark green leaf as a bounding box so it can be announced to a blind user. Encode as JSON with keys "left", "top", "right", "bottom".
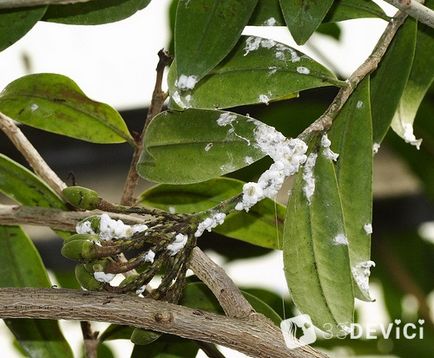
{"left": 328, "top": 78, "right": 374, "bottom": 301}
{"left": 316, "top": 23, "right": 341, "bottom": 41}
{"left": 0, "top": 74, "right": 134, "bottom": 145}
{"left": 138, "top": 109, "right": 265, "bottom": 184}
{"left": 43, "top": 0, "right": 151, "bottom": 25}
{"left": 99, "top": 325, "right": 134, "bottom": 342}
{"left": 0, "top": 6, "right": 47, "bottom": 52}
{"left": 0, "top": 154, "right": 66, "bottom": 209}
{"left": 0, "top": 226, "right": 73, "bottom": 357}
{"left": 249, "top": 0, "right": 285, "bottom": 26}
{"left": 138, "top": 177, "right": 284, "bottom": 249}
{"left": 325, "top": 0, "right": 389, "bottom": 22}
{"left": 279, "top": 0, "right": 335, "bottom": 45}
{"left": 131, "top": 335, "right": 198, "bottom": 358}
{"left": 174, "top": 0, "right": 257, "bottom": 85}
{"left": 168, "top": 36, "right": 342, "bottom": 109}
{"left": 391, "top": 8, "right": 434, "bottom": 146}
{"left": 371, "top": 19, "right": 417, "bottom": 144}
{"left": 283, "top": 142, "right": 354, "bottom": 332}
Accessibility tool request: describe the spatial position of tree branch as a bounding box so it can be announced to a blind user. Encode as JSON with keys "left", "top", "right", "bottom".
{"left": 384, "top": 0, "right": 434, "bottom": 29}
{"left": 80, "top": 321, "right": 98, "bottom": 358}
{"left": 0, "top": 0, "right": 93, "bottom": 9}
{"left": 189, "top": 247, "right": 254, "bottom": 319}
{"left": 300, "top": 11, "right": 408, "bottom": 140}
{"left": 121, "top": 50, "right": 172, "bottom": 206}
{"left": 0, "top": 112, "right": 67, "bottom": 197}
{"left": 0, "top": 288, "right": 326, "bottom": 358}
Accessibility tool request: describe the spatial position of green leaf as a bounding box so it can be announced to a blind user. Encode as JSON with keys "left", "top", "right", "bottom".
{"left": 0, "top": 226, "right": 73, "bottom": 357}
{"left": 328, "top": 77, "right": 374, "bottom": 301}
{"left": 325, "top": 0, "right": 389, "bottom": 22}
{"left": 130, "top": 329, "right": 161, "bottom": 345}
{"left": 279, "top": 0, "right": 335, "bottom": 45}
{"left": 316, "top": 23, "right": 341, "bottom": 41}
{"left": 138, "top": 109, "right": 265, "bottom": 184}
{"left": 0, "top": 73, "right": 134, "bottom": 145}
{"left": 174, "top": 0, "right": 258, "bottom": 85}
{"left": 248, "top": 0, "right": 285, "bottom": 26}
{"left": 0, "top": 154, "right": 66, "bottom": 209}
{"left": 0, "top": 6, "right": 47, "bottom": 52}
{"left": 391, "top": 11, "right": 434, "bottom": 147}
{"left": 371, "top": 19, "right": 417, "bottom": 144}
{"left": 131, "top": 335, "right": 198, "bottom": 358}
{"left": 283, "top": 141, "right": 354, "bottom": 332}
{"left": 138, "top": 177, "right": 284, "bottom": 249}
{"left": 168, "top": 36, "right": 342, "bottom": 110}
{"left": 43, "top": 0, "right": 151, "bottom": 25}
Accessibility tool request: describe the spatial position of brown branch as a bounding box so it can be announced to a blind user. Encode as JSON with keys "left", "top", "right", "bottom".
{"left": 121, "top": 50, "right": 172, "bottom": 206}
{"left": 189, "top": 247, "right": 254, "bottom": 319}
{"left": 0, "top": 288, "right": 326, "bottom": 358}
{"left": 0, "top": 204, "right": 257, "bottom": 322}
{"left": 299, "top": 11, "right": 408, "bottom": 140}
{"left": 384, "top": 0, "right": 434, "bottom": 29}
{"left": 0, "top": 112, "right": 66, "bottom": 197}
{"left": 80, "top": 321, "right": 98, "bottom": 358}
{"left": 0, "top": 0, "right": 94, "bottom": 9}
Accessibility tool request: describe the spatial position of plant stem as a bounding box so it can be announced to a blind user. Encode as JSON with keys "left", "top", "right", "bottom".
{"left": 384, "top": 0, "right": 434, "bottom": 29}
{"left": 121, "top": 50, "right": 172, "bottom": 206}
{"left": 0, "top": 287, "right": 327, "bottom": 358}
{"left": 80, "top": 321, "right": 98, "bottom": 358}
{"left": 299, "top": 11, "right": 408, "bottom": 140}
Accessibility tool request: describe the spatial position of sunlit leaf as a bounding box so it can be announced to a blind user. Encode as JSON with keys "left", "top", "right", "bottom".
{"left": 328, "top": 77, "right": 374, "bottom": 301}
{"left": 43, "top": 0, "right": 151, "bottom": 25}
{"left": 371, "top": 19, "right": 417, "bottom": 144}
{"left": 174, "top": 0, "right": 258, "bottom": 85}
{"left": 168, "top": 36, "right": 342, "bottom": 109}
{"left": 0, "top": 226, "right": 73, "bottom": 357}
{"left": 138, "top": 177, "right": 285, "bottom": 249}
{"left": 138, "top": 109, "right": 265, "bottom": 184}
{"left": 279, "top": 0, "right": 334, "bottom": 45}
{"left": 0, "top": 74, "right": 134, "bottom": 144}
{"left": 0, "top": 6, "right": 47, "bottom": 52}
{"left": 283, "top": 141, "right": 354, "bottom": 332}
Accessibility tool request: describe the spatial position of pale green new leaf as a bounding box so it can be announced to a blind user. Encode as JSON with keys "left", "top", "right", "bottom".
{"left": 371, "top": 19, "right": 417, "bottom": 144}
{"left": 328, "top": 77, "right": 374, "bottom": 301}
{"left": 0, "top": 6, "right": 47, "bottom": 52}
{"left": 0, "top": 226, "right": 73, "bottom": 357}
{"left": 391, "top": 7, "right": 434, "bottom": 147}
{"left": 168, "top": 36, "right": 342, "bottom": 110}
{"left": 283, "top": 143, "right": 354, "bottom": 332}
{"left": 175, "top": 0, "right": 258, "bottom": 84}
{"left": 138, "top": 110, "right": 265, "bottom": 184}
{"left": 138, "top": 177, "right": 285, "bottom": 249}
{"left": 0, "top": 74, "right": 134, "bottom": 145}
{"left": 279, "top": 0, "right": 335, "bottom": 45}
{"left": 43, "top": 0, "right": 151, "bottom": 25}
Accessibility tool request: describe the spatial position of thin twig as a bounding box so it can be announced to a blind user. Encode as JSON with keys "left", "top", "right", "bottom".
{"left": 80, "top": 321, "right": 98, "bottom": 358}
{"left": 0, "top": 112, "right": 66, "bottom": 197}
{"left": 0, "top": 0, "right": 93, "bottom": 8}
{"left": 300, "top": 11, "right": 408, "bottom": 140}
{"left": 0, "top": 288, "right": 327, "bottom": 358}
{"left": 121, "top": 50, "right": 172, "bottom": 206}
{"left": 384, "top": 0, "right": 434, "bottom": 29}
